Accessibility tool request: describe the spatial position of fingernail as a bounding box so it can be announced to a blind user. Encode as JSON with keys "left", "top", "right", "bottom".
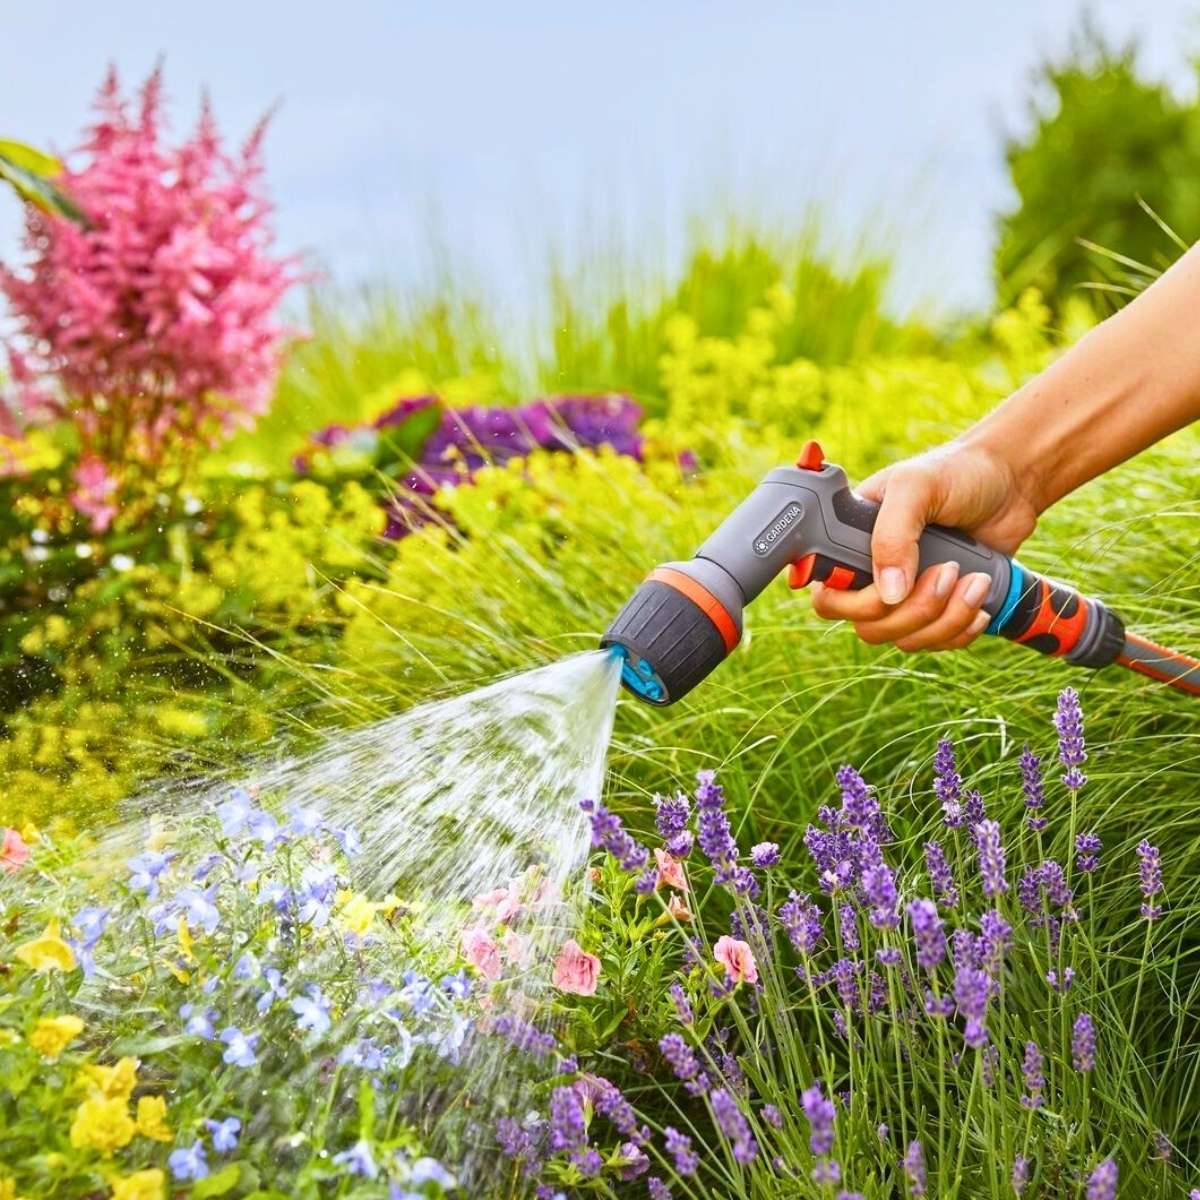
{"left": 962, "top": 573, "right": 990, "bottom": 608}
{"left": 879, "top": 567, "right": 907, "bottom": 605}
{"left": 968, "top": 610, "right": 990, "bottom": 636}
{"left": 934, "top": 561, "right": 960, "bottom": 598}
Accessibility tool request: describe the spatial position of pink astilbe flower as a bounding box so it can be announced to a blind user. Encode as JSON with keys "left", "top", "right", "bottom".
{"left": 1, "top": 67, "right": 299, "bottom": 500}
{"left": 552, "top": 939, "right": 601, "bottom": 995}
{"left": 68, "top": 454, "right": 120, "bottom": 533}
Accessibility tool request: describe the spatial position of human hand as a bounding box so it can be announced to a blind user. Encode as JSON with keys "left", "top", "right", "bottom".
{"left": 810, "top": 440, "right": 1039, "bottom": 652}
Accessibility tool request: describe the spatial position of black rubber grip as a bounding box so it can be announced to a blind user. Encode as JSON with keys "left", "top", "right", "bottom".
{"left": 600, "top": 581, "right": 728, "bottom": 704}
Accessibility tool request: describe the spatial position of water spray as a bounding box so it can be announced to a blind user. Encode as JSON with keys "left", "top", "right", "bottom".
{"left": 602, "top": 441, "right": 1200, "bottom": 704}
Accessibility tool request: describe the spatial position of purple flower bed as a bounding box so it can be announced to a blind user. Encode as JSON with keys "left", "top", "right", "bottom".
{"left": 294, "top": 392, "right": 644, "bottom": 538}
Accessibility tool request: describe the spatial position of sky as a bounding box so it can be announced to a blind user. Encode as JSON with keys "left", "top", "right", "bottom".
{"left": 3, "top": 1, "right": 1198, "bottom": 325}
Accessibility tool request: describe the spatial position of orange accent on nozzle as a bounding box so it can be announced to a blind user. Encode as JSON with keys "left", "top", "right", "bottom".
{"left": 796, "top": 440, "right": 825, "bottom": 471}
{"left": 1013, "top": 578, "right": 1088, "bottom": 656}
{"left": 789, "top": 553, "right": 817, "bottom": 589}
{"left": 647, "top": 567, "right": 740, "bottom": 653}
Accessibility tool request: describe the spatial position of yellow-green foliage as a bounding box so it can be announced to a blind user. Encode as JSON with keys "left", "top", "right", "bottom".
{"left": 0, "top": 479, "right": 384, "bottom": 826}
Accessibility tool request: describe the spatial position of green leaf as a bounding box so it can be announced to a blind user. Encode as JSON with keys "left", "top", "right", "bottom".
{"left": 0, "top": 140, "right": 87, "bottom": 224}
{"left": 0, "top": 139, "right": 62, "bottom": 176}
{"left": 376, "top": 403, "right": 442, "bottom": 465}
{"left": 191, "top": 1161, "right": 242, "bottom": 1198}
{"left": 107, "top": 1033, "right": 191, "bottom": 1056}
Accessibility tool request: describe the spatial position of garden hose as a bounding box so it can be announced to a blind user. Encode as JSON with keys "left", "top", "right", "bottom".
{"left": 602, "top": 441, "right": 1200, "bottom": 704}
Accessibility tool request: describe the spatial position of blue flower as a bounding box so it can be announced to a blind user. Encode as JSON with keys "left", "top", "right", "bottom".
{"left": 176, "top": 886, "right": 221, "bottom": 935}
{"left": 287, "top": 804, "right": 323, "bottom": 837}
{"left": 333, "top": 1140, "right": 377, "bottom": 1179}
{"left": 291, "top": 986, "right": 333, "bottom": 1036}
{"left": 218, "top": 1026, "right": 260, "bottom": 1068}
{"left": 128, "top": 850, "right": 174, "bottom": 898}
{"left": 260, "top": 882, "right": 291, "bottom": 912}
{"left": 399, "top": 971, "right": 435, "bottom": 1015}
{"left": 332, "top": 826, "right": 361, "bottom": 856}
{"left": 337, "top": 1037, "right": 384, "bottom": 1070}
{"left": 146, "top": 901, "right": 178, "bottom": 937}
{"left": 180, "top": 1003, "right": 217, "bottom": 1040}
{"left": 205, "top": 1116, "right": 242, "bottom": 1153}
{"left": 168, "top": 1141, "right": 209, "bottom": 1181}
{"left": 73, "top": 905, "right": 110, "bottom": 949}
{"left": 440, "top": 970, "right": 472, "bottom": 1000}
{"left": 234, "top": 952, "right": 260, "bottom": 981}
{"left": 436, "top": 1012, "right": 470, "bottom": 1062}
{"left": 296, "top": 865, "right": 337, "bottom": 928}
{"left": 256, "top": 967, "right": 288, "bottom": 1014}
{"left": 408, "top": 1157, "right": 457, "bottom": 1189}
{"left": 201, "top": 976, "right": 221, "bottom": 995}
{"left": 217, "top": 787, "right": 257, "bottom": 835}
{"left": 247, "top": 809, "right": 285, "bottom": 849}
{"left": 192, "top": 853, "right": 223, "bottom": 881}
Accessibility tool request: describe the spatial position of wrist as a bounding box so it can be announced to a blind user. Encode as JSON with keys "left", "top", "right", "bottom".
{"left": 957, "top": 411, "right": 1056, "bottom": 519}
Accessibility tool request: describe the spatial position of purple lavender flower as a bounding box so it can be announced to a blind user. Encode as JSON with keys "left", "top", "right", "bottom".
{"left": 548, "top": 1085, "right": 592, "bottom": 1169}
{"left": 953, "top": 966, "right": 990, "bottom": 1048}
{"left": 648, "top": 1179, "right": 672, "bottom": 1200}
{"left": 836, "top": 765, "right": 876, "bottom": 829}
{"left": 1137, "top": 840, "right": 1164, "bottom": 920}
{"left": 862, "top": 855, "right": 900, "bottom": 929}
{"left": 964, "top": 789, "right": 987, "bottom": 827}
{"left": 669, "top": 981, "right": 693, "bottom": 1025}
{"left": 590, "top": 1077, "right": 642, "bottom": 1142}
{"left": 974, "top": 820, "right": 1007, "bottom": 898}
{"left": 1020, "top": 1041, "right": 1045, "bottom": 1109}
{"left": 1017, "top": 866, "right": 1042, "bottom": 915}
{"left": 615, "top": 1142, "right": 649, "bottom": 1181}
{"left": 924, "top": 841, "right": 959, "bottom": 908}
{"left": 1012, "top": 1156, "right": 1030, "bottom": 1196}
{"left": 978, "top": 909, "right": 1012, "bottom": 971}
{"left": 1072, "top": 1013, "right": 1096, "bottom": 1072}
{"left": 903, "top": 1140, "right": 927, "bottom": 1196}
{"left": 654, "top": 792, "right": 692, "bottom": 858}
{"left": 1047, "top": 967, "right": 1075, "bottom": 993}
{"left": 695, "top": 771, "right": 741, "bottom": 888}
{"left": 831, "top": 958, "right": 862, "bottom": 1008}
{"left": 1055, "top": 688, "right": 1087, "bottom": 790}
{"left": 1019, "top": 746, "right": 1047, "bottom": 831}
{"left": 1040, "top": 860, "right": 1074, "bottom": 912}
{"left": 1075, "top": 832, "right": 1102, "bottom": 874}
{"left": 711, "top": 1088, "right": 757, "bottom": 1163}
{"left": 664, "top": 1127, "right": 699, "bottom": 1175}
{"left": 952, "top": 928, "right": 979, "bottom": 970}
{"left": 802, "top": 1081, "right": 837, "bottom": 1156}
{"left": 907, "top": 899, "right": 946, "bottom": 970}
{"left": 762, "top": 1104, "right": 783, "bottom": 1129}
{"left": 779, "top": 891, "right": 824, "bottom": 955}
{"left": 751, "top": 842, "right": 781, "bottom": 869}
{"left": 495, "top": 1117, "right": 536, "bottom": 1161}
{"left": 659, "top": 1033, "right": 703, "bottom": 1088}
{"left": 839, "top": 904, "right": 860, "bottom": 953}
{"left": 1086, "top": 1159, "right": 1117, "bottom": 1200}
{"left": 933, "top": 738, "right": 964, "bottom": 827}
{"left": 491, "top": 1014, "right": 557, "bottom": 1058}
{"left": 580, "top": 799, "right": 648, "bottom": 873}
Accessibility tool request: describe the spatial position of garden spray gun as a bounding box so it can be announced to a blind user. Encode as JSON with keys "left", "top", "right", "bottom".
{"left": 601, "top": 442, "right": 1200, "bottom": 704}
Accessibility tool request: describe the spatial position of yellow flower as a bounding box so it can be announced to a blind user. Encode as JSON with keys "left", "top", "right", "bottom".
{"left": 134, "top": 1094, "right": 171, "bottom": 1142}
{"left": 14, "top": 919, "right": 76, "bottom": 973}
{"left": 69, "top": 1096, "right": 135, "bottom": 1154}
{"left": 177, "top": 915, "right": 195, "bottom": 962}
{"left": 0, "top": 1178, "right": 27, "bottom": 1200}
{"left": 109, "top": 1168, "right": 164, "bottom": 1200}
{"left": 28, "top": 1014, "right": 85, "bottom": 1059}
{"left": 0, "top": 1029, "right": 21, "bottom": 1048}
{"left": 82, "top": 1055, "right": 139, "bottom": 1101}
{"left": 336, "top": 891, "right": 379, "bottom": 936}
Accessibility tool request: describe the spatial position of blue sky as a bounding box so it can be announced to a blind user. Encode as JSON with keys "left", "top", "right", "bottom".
{"left": 3, "top": 1, "right": 1197, "bottom": 323}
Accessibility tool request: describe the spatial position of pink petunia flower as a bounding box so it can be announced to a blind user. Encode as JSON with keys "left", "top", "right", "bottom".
{"left": 501, "top": 930, "right": 529, "bottom": 967}
{"left": 714, "top": 935, "right": 758, "bottom": 985}
{"left": 1, "top": 828, "right": 30, "bottom": 873}
{"left": 460, "top": 927, "right": 503, "bottom": 980}
{"left": 654, "top": 847, "right": 687, "bottom": 892}
{"left": 552, "top": 938, "right": 601, "bottom": 996}
{"left": 471, "top": 885, "right": 520, "bottom": 925}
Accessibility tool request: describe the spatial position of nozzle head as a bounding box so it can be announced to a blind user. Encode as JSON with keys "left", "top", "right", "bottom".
{"left": 601, "top": 564, "right": 741, "bottom": 706}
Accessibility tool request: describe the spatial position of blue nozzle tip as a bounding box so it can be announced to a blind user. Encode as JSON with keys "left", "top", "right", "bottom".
{"left": 610, "top": 643, "right": 666, "bottom": 702}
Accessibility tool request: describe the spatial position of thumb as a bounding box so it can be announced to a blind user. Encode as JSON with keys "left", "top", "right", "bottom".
{"left": 871, "top": 466, "right": 937, "bottom": 605}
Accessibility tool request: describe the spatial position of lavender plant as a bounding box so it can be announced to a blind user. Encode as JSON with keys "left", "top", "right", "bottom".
{"left": 499, "top": 690, "right": 1195, "bottom": 1198}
